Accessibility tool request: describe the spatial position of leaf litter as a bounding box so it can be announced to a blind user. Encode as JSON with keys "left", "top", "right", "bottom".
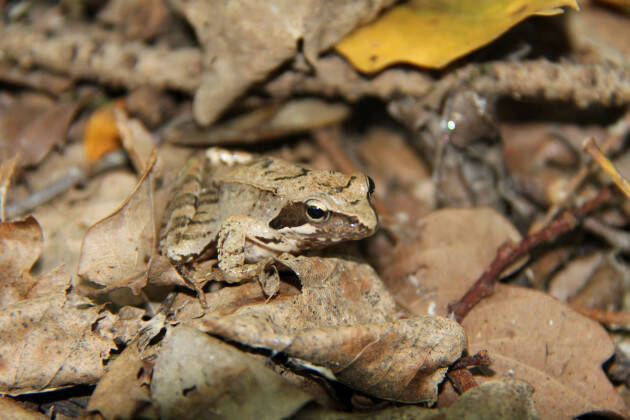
{"left": 0, "top": 1, "right": 629, "bottom": 419}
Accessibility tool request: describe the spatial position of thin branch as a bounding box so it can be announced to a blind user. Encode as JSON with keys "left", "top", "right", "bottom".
{"left": 449, "top": 188, "right": 613, "bottom": 323}
{"left": 4, "top": 151, "right": 128, "bottom": 219}
{"left": 0, "top": 24, "right": 202, "bottom": 93}
{"left": 583, "top": 137, "right": 630, "bottom": 199}
{"left": 447, "top": 369, "right": 477, "bottom": 394}
{"left": 536, "top": 111, "right": 630, "bottom": 228}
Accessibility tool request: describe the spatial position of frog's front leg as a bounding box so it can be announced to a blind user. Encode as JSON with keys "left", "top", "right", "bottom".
{"left": 216, "top": 215, "right": 280, "bottom": 284}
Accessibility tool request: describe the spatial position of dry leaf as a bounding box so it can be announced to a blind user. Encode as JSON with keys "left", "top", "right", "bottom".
{"left": 87, "top": 336, "right": 154, "bottom": 420}
{"left": 0, "top": 216, "right": 42, "bottom": 282}
{"left": 164, "top": 98, "right": 349, "bottom": 146}
{"left": 0, "top": 396, "right": 48, "bottom": 420}
{"left": 381, "top": 207, "right": 522, "bottom": 317}
{"left": 168, "top": 0, "right": 396, "bottom": 124}
{"left": 336, "top": 0, "right": 579, "bottom": 72}
{"left": 189, "top": 257, "right": 466, "bottom": 404}
{"left": 0, "top": 215, "right": 77, "bottom": 307}
{"left": 0, "top": 155, "right": 18, "bottom": 220}
{"left": 83, "top": 101, "right": 125, "bottom": 163}
{"left": 151, "top": 326, "right": 312, "bottom": 420}
{"left": 295, "top": 378, "right": 538, "bottom": 420}
{"left": 114, "top": 108, "right": 156, "bottom": 173}
{"left": 0, "top": 96, "right": 78, "bottom": 167}
{"left": 13, "top": 102, "right": 79, "bottom": 167}
{"left": 380, "top": 208, "right": 624, "bottom": 416}
{"left": 463, "top": 285, "right": 626, "bottom": 418}
{"left": 0, "top": 217, "right": 44, "bottom": 307}
{"left": 77, "top": 153, "right": 157, "bottom": 295}
{"left": 0, "top": 291, "right": 115, "bottom": 394}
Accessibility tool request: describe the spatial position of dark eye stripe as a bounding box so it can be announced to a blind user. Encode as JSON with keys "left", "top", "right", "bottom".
{"left": 367, "top": 176, "right": 375, "bottom": 196}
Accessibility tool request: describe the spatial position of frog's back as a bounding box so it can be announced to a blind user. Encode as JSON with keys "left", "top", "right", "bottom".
{"left": 159, "top": 155, "right": 285, "bottom": 262}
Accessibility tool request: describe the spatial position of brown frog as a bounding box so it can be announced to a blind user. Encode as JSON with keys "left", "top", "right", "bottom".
{"left": 160, "top": 147, "right": 378, "bottom": 284}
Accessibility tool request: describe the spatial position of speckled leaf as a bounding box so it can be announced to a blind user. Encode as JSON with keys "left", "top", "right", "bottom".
{"left": 462, "top": 285, "right": 626, "bottom": 419}
{"left": 0, "top": 291, "right": 115, "bottom": 394}
{"left": 188, "top": 257, "right": 465, "bottom": 404}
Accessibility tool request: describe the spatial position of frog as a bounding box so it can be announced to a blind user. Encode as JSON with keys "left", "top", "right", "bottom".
{"left": 159, "top": 147, "right": 378, "bottom": 288}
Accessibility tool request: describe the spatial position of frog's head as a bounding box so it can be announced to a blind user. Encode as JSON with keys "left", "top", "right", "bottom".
{"left": 269, "top": 171, "right": 379, "bottom": 246}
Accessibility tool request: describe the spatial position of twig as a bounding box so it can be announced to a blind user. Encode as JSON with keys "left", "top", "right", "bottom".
{"left": 469, "top": 60, "right": 630, "bottom": 108}
{"left": 449, "top": 188, "right": 613, "bottom": 323}
{"left": 450, "top": 350, "right": 492, "bottom": 371}
{"left": 536, "top": 111, "right": 630, "bottom": 229}
{"left": 269, "top": 58, "right": 630, "bottom": 110}
{"left": 447, "top": 350, "right": 492, "bottom": 394}
{"left": 4, "top": 150, "right": 128, "bottom": 219}
{"left": 0, "top": 24, "right": 202, "bottom": 93}
{"left": 0, "top": 155, "right": 18, "bottom": 222}
{"left": 447, "top": 369, "right": 477, "bottom": 394}
{"left": 583, "top": 137, "right": 630, "bottom": 199}
{"left": 569, "top": 304, "right": 630, "bottom": 329}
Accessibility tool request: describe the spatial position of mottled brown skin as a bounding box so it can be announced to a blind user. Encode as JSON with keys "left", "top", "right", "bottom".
{"left": 160, "top": 148, "right": 378, "bottom": 283}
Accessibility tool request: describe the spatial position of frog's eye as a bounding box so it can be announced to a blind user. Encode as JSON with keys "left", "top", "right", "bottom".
{"left": 366, "top": 176, "right": 375, "bottom": 197}
{"left": 305, "top": 199, "right": 330, "bottom": 222}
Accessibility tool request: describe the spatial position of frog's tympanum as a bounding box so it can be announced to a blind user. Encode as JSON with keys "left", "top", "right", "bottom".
{"left": 160, "top": 148, "right": 378, "bottom": 284}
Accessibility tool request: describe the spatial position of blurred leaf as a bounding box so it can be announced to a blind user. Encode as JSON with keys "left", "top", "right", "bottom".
{"left": 0, "top": 97, "right": 78, "bottom": 167}
{"left": 335, "top": 0, "right": 580, "bottom": 72}
{"left": 164, "top": 98, "right": 349, "bottom": 146}
{"left": 83, "top": 100, "right": 125, "bottom": 163}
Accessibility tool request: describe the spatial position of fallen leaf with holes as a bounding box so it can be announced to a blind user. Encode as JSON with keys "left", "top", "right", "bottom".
{"left": 83, "top": 101, "right": 125, "bottom": 163}
{"left": 295, "top": 378, "right": 537, "bottom": 420}
{"left": 381, "top": 207, "right": 522, "bottom": 317}
{"left": 0, "top": 96, "right": 78, "bottom": 167}
{"left": 164, "top": 98, "right": 349, "bottom": 146}
{"left": 0, "top": 217, "right": 70, "bottom": 307}
{"left": 77, "top": 153, "right": 157, "bottom": 295}
{"left": 461, "top": 285, "right": 626, "bottom": 418}
{"left": 188, "top": 256, "right": 466, "bottom": 404}
{"left": 87, "top": 313, "right": 166, "bottom": 420}
{"left": 151, "top": 325, "right": 312, "bottom": 420}
{"left": 335, "top": 0, "right": 579, "bottom": 72}
{"left": 0, "top": 290, "right": 115, "bottom": 394}
{"left": 87, "top": 340, "right": 153, "bottom": 420}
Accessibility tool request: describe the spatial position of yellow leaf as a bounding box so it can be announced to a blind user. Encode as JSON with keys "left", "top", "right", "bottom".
{"left": 335, "top": 0, "right": 580, "bottom": 72}
{"left": 83, "top": 100, "right": 126, "bottom": 163}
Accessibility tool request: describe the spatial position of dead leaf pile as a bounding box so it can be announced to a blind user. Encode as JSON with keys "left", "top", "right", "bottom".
{"left": 0, "top": 0, "right": 629, "bottom": 419}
